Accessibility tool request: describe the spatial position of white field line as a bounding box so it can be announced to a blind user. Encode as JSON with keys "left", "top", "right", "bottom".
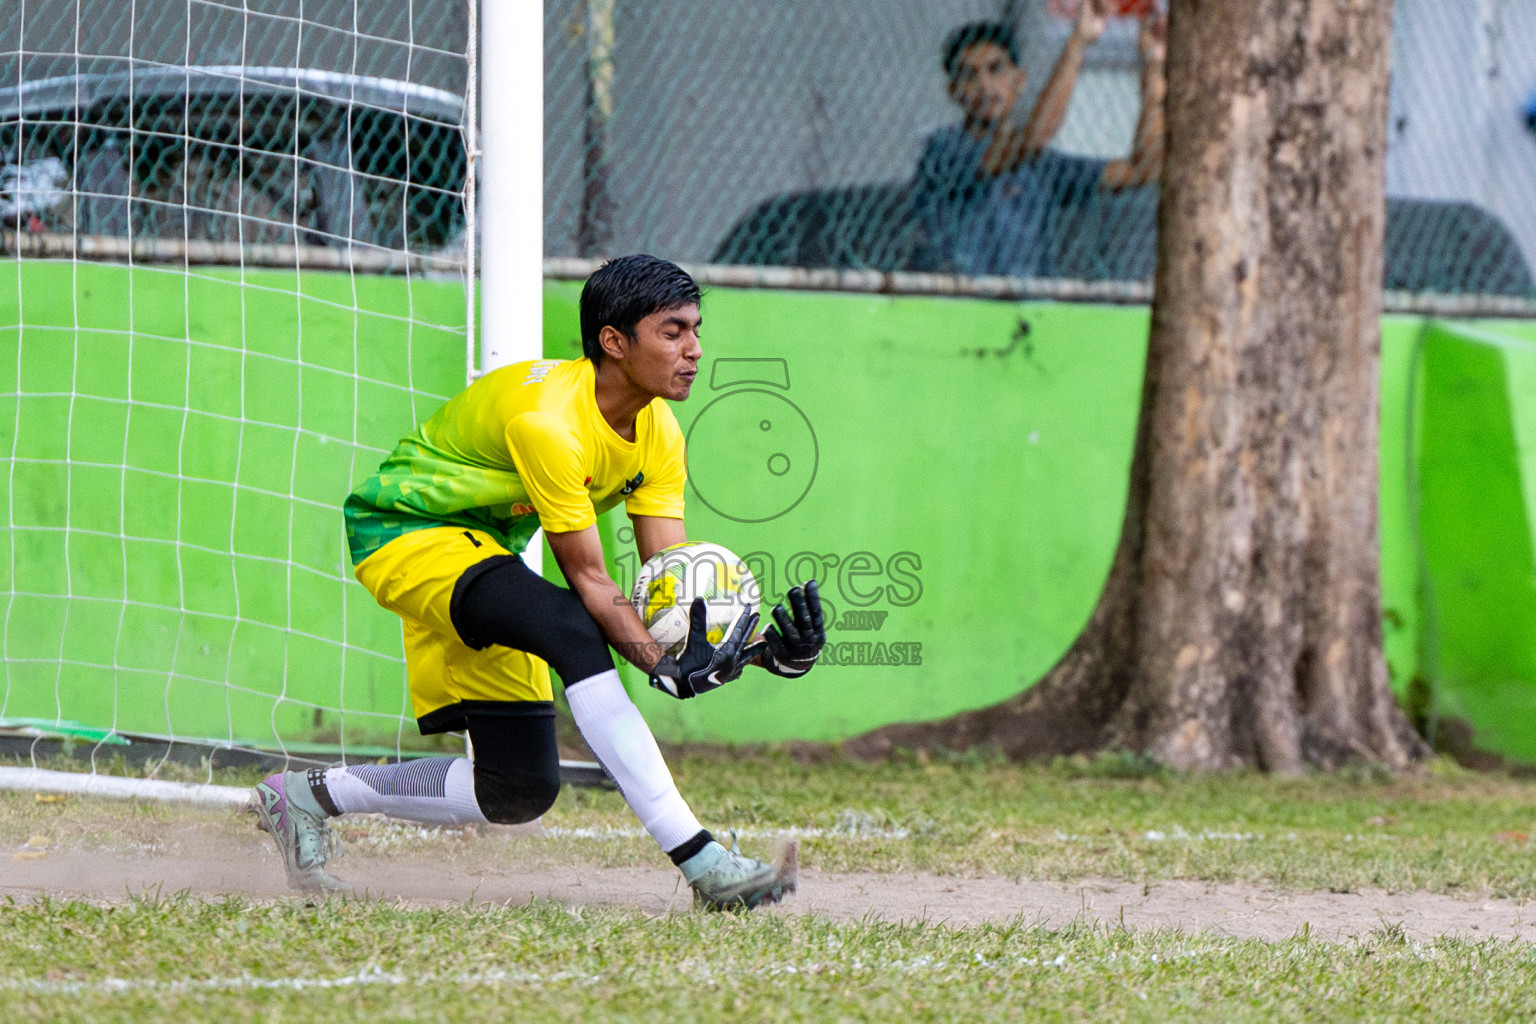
{"left": 0, "top": 767, "right": 250, "bottom": 807}
{"left": 1, "top": 942, "right": 1457, "bottom": 998}
{"left": 0, "top": 770, "right": 1292, "bottom": 846}
{"left": 0, "top": 952, "right": 1078, "bottom": 997}
{"left": 543, "top": 825, "right": 1281, "bottom": 843}
{"left": 0, "top": 966, "right": 599, "bottom": 997}
{"left": 541, "top": 825, "right": 919, "bottom": 841}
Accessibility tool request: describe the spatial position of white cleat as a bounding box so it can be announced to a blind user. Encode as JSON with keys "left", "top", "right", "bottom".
{"left": 253, "top": 771, "right": 347, "bottom": 893}
{"left": 683, "top": 834, "right": 798, "bottom": 911}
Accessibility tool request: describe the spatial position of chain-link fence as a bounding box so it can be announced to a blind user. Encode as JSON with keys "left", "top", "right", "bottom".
{"left": 4, "top": 0, "right": 1536, "bottom": 302}
{"left": 545, "top": 0, "right": 1536, "bottom": 303}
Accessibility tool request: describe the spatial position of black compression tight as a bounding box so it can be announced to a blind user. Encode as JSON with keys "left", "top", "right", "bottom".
{"left": 449, "top": 555, "right": 710, "bottom": 861}
{"left": 451, "top": 554, "right": 615, "bottom": 686}
{"left": 464, "top": 709, "right": 562, "bottom": 824}
{"left": 449, "top": 556, "right": 612, "bottom": 824}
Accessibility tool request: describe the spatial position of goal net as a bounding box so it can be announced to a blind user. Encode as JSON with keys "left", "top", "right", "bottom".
{"left": 2, "top": 0, "right": 475, "bottom": 768}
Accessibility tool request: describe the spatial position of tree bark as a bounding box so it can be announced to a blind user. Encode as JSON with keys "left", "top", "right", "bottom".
{"left": 848, "top": 0, "right": 1428, "bottom": 771}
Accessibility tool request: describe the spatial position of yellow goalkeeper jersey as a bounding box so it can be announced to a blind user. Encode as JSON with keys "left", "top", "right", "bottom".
{"left": 344, "top": 358, "right": 687, "bottom": 565}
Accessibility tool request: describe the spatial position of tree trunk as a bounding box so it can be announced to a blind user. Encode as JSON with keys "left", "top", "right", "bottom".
{"left": 848, "top": 0, "right": 1428, "bottom": 771}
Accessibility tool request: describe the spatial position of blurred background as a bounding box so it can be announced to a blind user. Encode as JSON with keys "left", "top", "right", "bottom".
{"left": 2, "top": 0, "right": 1534, "bottom": 770}
{"left": 3, "top": 0, "right": 1534, "bottom": 296}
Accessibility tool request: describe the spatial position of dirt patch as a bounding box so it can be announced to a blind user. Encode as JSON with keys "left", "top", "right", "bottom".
{"left": 6, "top": 820, "right": 1532, "bottom": 942}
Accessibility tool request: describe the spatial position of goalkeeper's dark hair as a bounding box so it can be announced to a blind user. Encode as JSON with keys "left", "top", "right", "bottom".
{"left": 941, "top": 21, "right": 1020, "bottom": 80}
{"left": 579, "top": 254, "right": 701, "bottom": 364}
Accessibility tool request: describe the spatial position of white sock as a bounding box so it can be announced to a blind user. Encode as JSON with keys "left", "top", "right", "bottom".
{"left": 565, "top": 669, "right": 703, "bottom": 853}
{"left": 321, "top": 756, "right": 489, "bottom": 826}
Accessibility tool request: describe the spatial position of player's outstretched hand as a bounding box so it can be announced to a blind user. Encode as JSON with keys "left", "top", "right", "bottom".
{"left": 1073, "top": 0, "right": 1110, "bottom": 45}
{"left": 649, "top": 598, "right": 761, "bottom": 699}
{"left": 762, "top": 579, "right": 827, "bottom": 678}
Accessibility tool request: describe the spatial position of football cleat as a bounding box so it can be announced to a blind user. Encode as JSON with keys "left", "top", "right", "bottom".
{"left": 681, "top": 833, "right": 798, "bottom": 911}
{"left": 253, "top": 770, "right": 347, "bottom": 893}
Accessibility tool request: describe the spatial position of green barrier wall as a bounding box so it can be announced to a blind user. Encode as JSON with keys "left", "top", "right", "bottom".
{"left": 545, "top": 291, "right": 1428, "bottom": 744}
{"left": 541, "top": 286, "right": 1147, "bottom": 742}
{"left": 1416, "top": 321, "right": 1536, "bottom": 761}
{"left": 3, "top": 263, "right": 1534, "bottom": 757}
{"left": 0, "top": 262, "right": 465, "bottom": 752}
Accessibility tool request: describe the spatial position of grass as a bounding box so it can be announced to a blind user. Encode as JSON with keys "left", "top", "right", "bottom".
{"left": 7, "top": 750, "right": 1536, "bottom": 1020}
{"left": 5, "top": 895, "right": 1536, "bottom": 1022}
{"left": 9, "top": 749, "right": 1536, "bottom": 894}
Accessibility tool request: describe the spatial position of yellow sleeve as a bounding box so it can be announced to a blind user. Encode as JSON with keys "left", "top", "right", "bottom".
{"left": 625, "top": 402, "right": 687, "bottom": 520}
{"left": 505, "top": 411, "right": 597, "bottom": 533}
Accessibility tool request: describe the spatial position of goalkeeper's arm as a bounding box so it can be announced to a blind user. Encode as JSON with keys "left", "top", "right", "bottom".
{"left": 549, "top": 516, "right": 758, "bottom": 698}
{"left": 545, "top": 524, "right": 666, "bottom": 671}
{"left": 629, "top": 515, "right": 761, "bottom": 698}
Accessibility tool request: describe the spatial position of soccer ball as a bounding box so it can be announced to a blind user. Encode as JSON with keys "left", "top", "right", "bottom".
{"left": 630, "top": 542, "right": 759, "bottom": 658}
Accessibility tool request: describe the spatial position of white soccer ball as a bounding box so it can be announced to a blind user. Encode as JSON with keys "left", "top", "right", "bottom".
{"left": 630, "top": 542, "right": 759, "bottom": 658}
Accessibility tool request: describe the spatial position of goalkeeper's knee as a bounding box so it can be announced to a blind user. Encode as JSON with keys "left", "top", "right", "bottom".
{"left": 472, "top": 762, "right": 560, "bottom": 824}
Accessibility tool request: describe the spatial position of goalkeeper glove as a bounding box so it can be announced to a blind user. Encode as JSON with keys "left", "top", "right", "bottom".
{"left": 649, "top": 598, "right": 762, "bottom": 699}
{"left": 762, "top": 580, "right": 826, "bottom": 678}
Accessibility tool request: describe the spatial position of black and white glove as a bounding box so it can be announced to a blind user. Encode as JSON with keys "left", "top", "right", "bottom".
{"left": 648, "top": 598, "right": 761, "bottom": 699}
{"left": 761, "top": 580, "right": 826, "bottom": 678}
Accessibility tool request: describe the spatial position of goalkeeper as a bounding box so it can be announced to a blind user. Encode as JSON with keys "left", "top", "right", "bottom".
{"left": 252, "top": 254, "right": 825, "bottom": 908}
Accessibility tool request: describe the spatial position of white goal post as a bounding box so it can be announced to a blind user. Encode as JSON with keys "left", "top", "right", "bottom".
{"left": 476, "top": 0, "right": 545, "bottom": 572}
{"left": 0, "top": 0, "right": 548, "bottom": 785}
